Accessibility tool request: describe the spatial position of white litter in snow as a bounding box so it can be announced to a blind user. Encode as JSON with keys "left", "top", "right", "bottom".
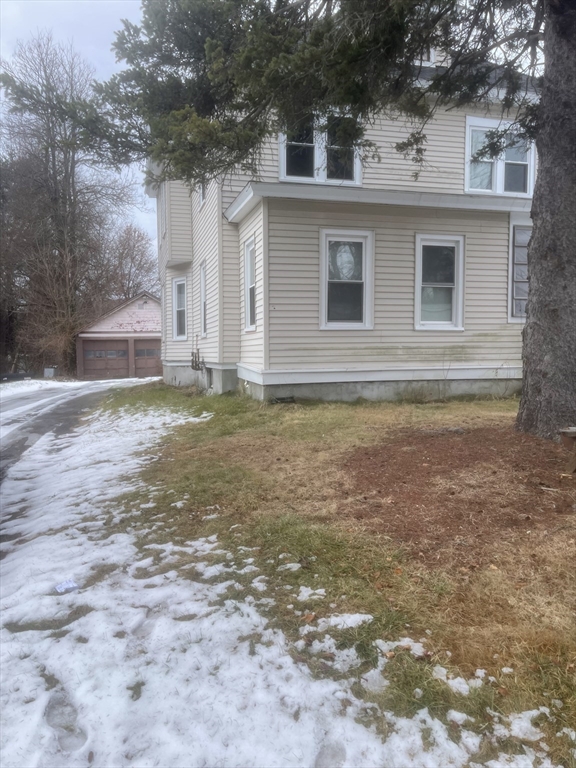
{"left": 0, "top": 404, "right": 562, "bottom": 768}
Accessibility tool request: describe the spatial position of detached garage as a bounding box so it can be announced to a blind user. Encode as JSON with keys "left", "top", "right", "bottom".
{"left": 76, "top": 292, "right": 162, "bottom": 380}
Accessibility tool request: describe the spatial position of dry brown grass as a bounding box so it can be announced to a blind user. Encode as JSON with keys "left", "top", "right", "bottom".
{"left": 106, "top": 386, "right": 576, "bottom": 765}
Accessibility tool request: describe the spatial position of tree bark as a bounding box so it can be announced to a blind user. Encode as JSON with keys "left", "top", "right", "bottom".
{"left": 517, "top": 0, "right": 576, "bottom": 438}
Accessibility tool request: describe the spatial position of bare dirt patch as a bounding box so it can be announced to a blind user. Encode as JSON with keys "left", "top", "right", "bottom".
{"left": 341, "top": 425, "right": 576, "bottom": 566}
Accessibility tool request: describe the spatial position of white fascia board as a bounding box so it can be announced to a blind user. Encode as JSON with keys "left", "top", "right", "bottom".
{"left": 226, "top": 182, "right": 532, "bottom": 222}
{"left": 224, "top": 183, "right": 261, "bottom": 223}
{"left": 78, "top": 333, "right": 161, "bottom": 339}
{"left": 237, "top": 363, "right": 522, "bottom": 386}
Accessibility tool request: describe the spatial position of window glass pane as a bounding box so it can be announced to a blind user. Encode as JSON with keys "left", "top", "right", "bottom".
{"left": 514, "top": 282, "right": 528, "bottom": 299}
{"left": 327, "top": 147, "right": 355, "bottom": 180}
{"left": 286, "top": 144, "right": 315, "bottom": 177}
{"left": 247, "top": 246, "right": 255, "bottom": 285}
{"left": 514, "top": 227, "right": 531, "bottom": 247}
{"left": 327, "top": 282, "right": 364, "bottom": 323}
{"left": 422, "top": 245, "right": 455, "bottom": 285}
{"left": 328, "top": 241, "right": 363, "bottom": 281}
{"left": 176, "top": 282, "right": 186, "bottom": 310}
{"left": 84, "top": 350, "right": 94, "bottom": 358}
{"left": 135, "top": 349, "right": 146, "bottom": 357}
{"left": 249, "top": 285, "right": 256, "bottom": 327}
{"left": 504, "top": 163, "right": 528, "bottom": 193}
{"left": 471, "top": 129, "right": 488, "bottom": 156}
{"left": 505, "top": 141, "right": 528, "bottom": 162}
{"left": 287, "top": 118, "right": 314, "bottom": 145}
{"left": 514, "top": 299, "right": 527, "bottom": 317}
{"left": 106, "top": 350, "right": 117, "bottom": 358}
{"left": 176, "top": 309, "right": 186, "bottom": 337}
{"left": 94, "top": 351, "right": 106, "bottom": 358}
{"left": 117, "top": 349, "right": 127, "bottom": 358}
{"left": 421, "top": 286, "right": 453, "bottom": 322}
{"left": 514, "top": 245, "right": 528, "bottom": 264}
{"left": 470, "top": 160, "right": 493, "bottom": 190}
{"left": 514, "top": 264, "right": 528, "bottom": 281}
{"left": 145, "top": 348, "right": 159, "bottom": 357}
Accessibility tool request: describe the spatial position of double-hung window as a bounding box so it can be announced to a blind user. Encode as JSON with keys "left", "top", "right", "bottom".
{"left": 244, "top": 238, "right": 256, "bottom": 331}
{"left": 172, "top": 277, "right": 187, "bottom": 340}
{"left": 510, "top": 225, "right": 531, "bottom": 320}
{"left": 280, "top": 116, "right": 361, "bottom": 185}
{"left": 200, "top": 262, "right": 207, "bottom": 337}
{"left": 415, "top": 235, "right": 464, "bottom": 330}
{"left": 466, "top": 117, "right": 534, "bottom": 196}
{"left": 320, "top": 229, "right": 374, "bottom": 330}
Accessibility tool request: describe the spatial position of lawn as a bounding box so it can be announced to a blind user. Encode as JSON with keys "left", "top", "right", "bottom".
{"left": 105, "top": 383, "right": 576, "bottom": 766}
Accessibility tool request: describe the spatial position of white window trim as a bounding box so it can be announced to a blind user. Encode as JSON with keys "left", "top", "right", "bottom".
{"left": 278, "top": 130, "right": 362, "bottom": 187}
{"left": 199, "top": 262, "right": 207, "bottom": 337}
{"left": 172, "top": 277, "right": 187, "bottom": 341}
{"left": 244, "top": 237, "right": 256, "bottom": 332}
{"left": 415, "top": 234, "right": 465, "bottom": 331}
{"left": 320, "top": 228, "right": 374, "bottom": 331}
{"left": 508, "top": 213, "right": 532, "bottom": 324}
{"left": 465, "top": 116, "right": 535, "bottom": 197}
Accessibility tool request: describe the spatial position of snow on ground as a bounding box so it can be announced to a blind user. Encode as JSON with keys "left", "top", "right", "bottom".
{"left": 0, "top": 377, "right": 160, "bottom": 441}
{"left": 0, "top": 405, "right": 563, "bottom": 768}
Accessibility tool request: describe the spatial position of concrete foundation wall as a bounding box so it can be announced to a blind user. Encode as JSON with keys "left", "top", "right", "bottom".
{"left": 239, "top": 377, "right": 522, "bottom": 402}
{"left": 163, "top": 364, "right": 237, "bottom": 394}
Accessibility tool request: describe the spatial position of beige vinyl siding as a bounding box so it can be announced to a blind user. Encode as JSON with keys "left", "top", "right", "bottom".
{"left": 267, "top": 198, "right": 522, "bottom": 370}
{"left": 167, "top": 181, "right": 194, "bottom": 264}
{"left": 191, "top": 181, "right": 220, "bottom": 362}
{"left": 220, "top": 139, "right": 278, "bottom": 211}
{"left": 164, "top": 265, "right": 193, "bottom": 361}
{"left": 238, "top": 203, "right": 265, "bottom": 367}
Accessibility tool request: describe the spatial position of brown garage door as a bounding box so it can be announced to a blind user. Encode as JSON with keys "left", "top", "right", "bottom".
{"left": 82, "top": 340, "right": 129, "bottom": 379}
{"left": 134, "top": 339, "right": 162, "bottom": 377}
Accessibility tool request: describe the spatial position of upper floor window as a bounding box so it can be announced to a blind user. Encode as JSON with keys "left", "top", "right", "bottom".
{"left": 466, "top": 117, "right": 535, "bottom": 196}
{"left": 279, "top": 116, "right": 361, "bottom": 186}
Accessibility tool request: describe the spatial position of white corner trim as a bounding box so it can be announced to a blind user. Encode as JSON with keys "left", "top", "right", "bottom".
{"left": 236, "top": 363, "right": 522, "bottom": 387}
{"left": 225, "top": 182, "right": 532, "bottom": 224}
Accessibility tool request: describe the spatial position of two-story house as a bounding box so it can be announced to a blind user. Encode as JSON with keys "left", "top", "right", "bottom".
{"left": 146, "top": 104, "right": 533, "bottom": 401}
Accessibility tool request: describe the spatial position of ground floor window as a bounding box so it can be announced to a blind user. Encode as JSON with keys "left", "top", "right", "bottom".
{"left": 135, "top": 348, "right": 160, "bottom": 357}
{"left": 415, "top": 234, "right": 464, "bottom": 330}
{"left": 244, "top": 239, "right": 256, "bottom": 331}
{"left": 511, "top": 226, "right": 530, "bottom": 318}
{"left": 172, "top": 278, "right": 187, "bottom": 340}
{"left": 320, "top": 228, "right": 374, "bottom": 330}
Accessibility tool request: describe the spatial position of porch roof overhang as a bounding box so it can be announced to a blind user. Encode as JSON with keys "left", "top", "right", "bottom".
{"left": 224, "top": 181, "right": 532, "bottom": 224}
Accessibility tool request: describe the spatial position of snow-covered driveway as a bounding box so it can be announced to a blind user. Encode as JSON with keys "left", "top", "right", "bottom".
{"left": 0, "top": 404, "right": 564, "bottom": 768}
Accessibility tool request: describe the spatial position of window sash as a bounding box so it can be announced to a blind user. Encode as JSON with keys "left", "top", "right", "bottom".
{"left": 173, "top": 279, "right": 187, "bottom": 339}
{"left": 511, "top": 226, "right": 531, "bottom": 318}
{"left": 415, "top": 235, "right": 464, "bottom": 330}
{"left": 320, "top": 229, "right": 374, "bottom": 330}
{"left": 200, "top": 263, "right": 207, "bottom": 337}
{"left": 280, "top": 119, "right": 360, "bottom": 185}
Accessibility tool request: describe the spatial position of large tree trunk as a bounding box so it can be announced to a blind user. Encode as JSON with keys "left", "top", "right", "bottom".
{"left": 516, "top": 0, "right": 576, "bottom": 439}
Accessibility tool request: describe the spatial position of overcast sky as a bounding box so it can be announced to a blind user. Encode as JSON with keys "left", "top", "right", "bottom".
{"left": 1, "top": 0, "right": 157, "bottom": 240}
